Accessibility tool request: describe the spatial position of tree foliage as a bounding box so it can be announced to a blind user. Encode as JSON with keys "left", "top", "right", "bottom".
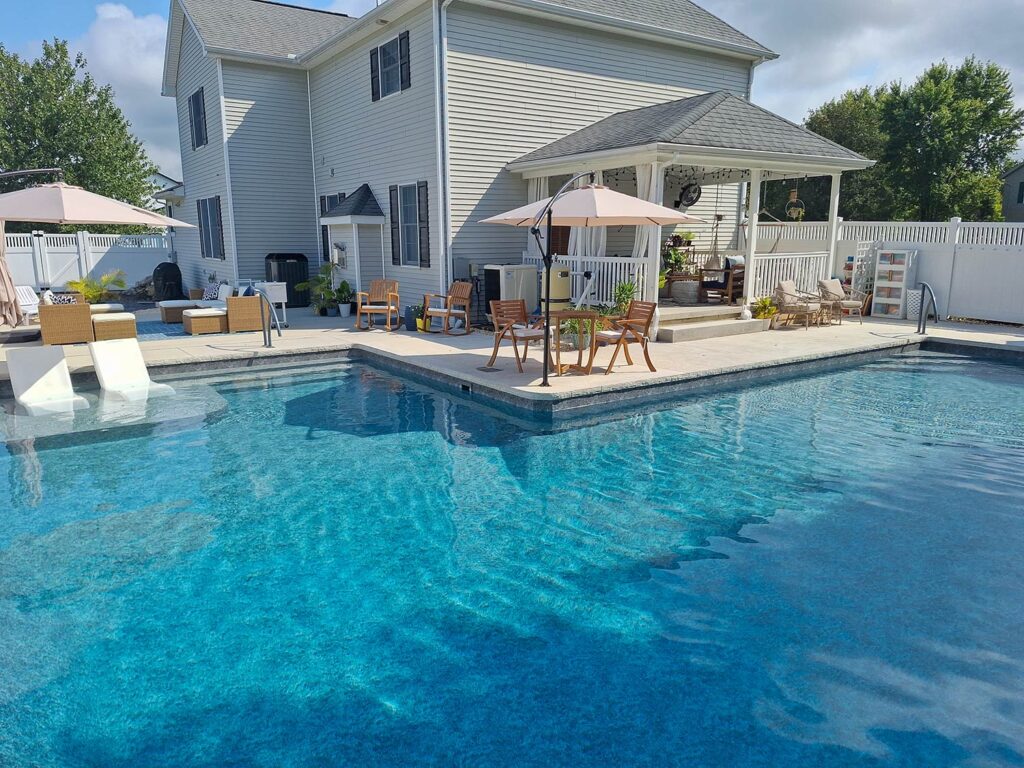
{"left": 0, "top": 40, "right": 156, "bottom": 232}
{"left": 761, "top": 58, "right": 1023, "bottom": 222}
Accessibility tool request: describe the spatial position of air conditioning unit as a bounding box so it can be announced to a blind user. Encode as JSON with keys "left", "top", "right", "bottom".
{"left": 483, "top": 264, "right": 539, "bottom": 315}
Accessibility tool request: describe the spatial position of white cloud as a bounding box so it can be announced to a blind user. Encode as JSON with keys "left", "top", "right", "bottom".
{"left": 75, "top": 3, "right": 181, "bottom": 178}
{"left": 701, "top": 0, "right": 1024, "bottom": 134}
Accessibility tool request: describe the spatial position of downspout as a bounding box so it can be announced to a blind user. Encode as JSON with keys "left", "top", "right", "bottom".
{"left": 216, "top": 59, "right": 240, "bottom": 284}
{"left": 434, "top": 0, "right": 456, "bottom": 294}
{"left": 307, "top": 71, "right": 323, "bottom": 271}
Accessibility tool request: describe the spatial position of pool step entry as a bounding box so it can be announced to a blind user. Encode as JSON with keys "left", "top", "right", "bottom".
{"left": 656, "top": 317, "right": 765, "bottom": 343}
{"left": 656, "top": 304, "right": 763, "bottom": 343}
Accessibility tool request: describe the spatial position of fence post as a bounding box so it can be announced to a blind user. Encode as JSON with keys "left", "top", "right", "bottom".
{"left": 32, "top": 230, "right": 50, "bottom": 288}
{"left": 944, "top": 217, "right": 961, "bottom": 319}
{"left": 76, "top": 230, "right": 93, "bottom": 281}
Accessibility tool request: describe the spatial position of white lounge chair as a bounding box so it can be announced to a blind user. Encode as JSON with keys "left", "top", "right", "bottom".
{"left": 15, "top": 286, "right": 40, "bottom": 325}
{"left": 6, "top": 346, "right": 89, "bottom": 415}
{"left": 87, "top": 338, "right": 175, "bottom": 401}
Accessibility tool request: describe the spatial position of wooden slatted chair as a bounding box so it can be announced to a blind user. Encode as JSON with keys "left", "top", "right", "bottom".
{"left": 423, "top": 281, "right": 473, "bottom": 335}
{"left": 355, "top": 280, "right": 401, "bottom": 331}
{"left": 486, "top": 299, "right": 546, "bottom": 373}
{"left": 596, "top": 300, "right": 657, "bottom": 375}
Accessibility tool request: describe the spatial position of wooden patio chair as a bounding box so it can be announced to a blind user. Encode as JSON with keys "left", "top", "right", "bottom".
{"left": 595, "top": 299, "right": 657, "bottom": 375}
{"left": 355, "top": 280, "right": 401, "bottom": 331}
{"left": 486, "top": 299, "right": 546, "bottom": 373}
{"left": 423, "top": 281, "right": 473, "bottom": 335}
{"left": 698, "top": 259, "right": 745, "bottom": 304}
{"left": 774, "top": 280, "right": 822, "bottom": 329}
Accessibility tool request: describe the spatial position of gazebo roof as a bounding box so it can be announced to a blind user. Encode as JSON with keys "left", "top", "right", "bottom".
{"left": 509, "top": 91, "right": 871, "bottom": 175}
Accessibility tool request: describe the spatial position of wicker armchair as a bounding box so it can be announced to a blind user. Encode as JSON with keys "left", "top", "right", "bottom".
{"left": 818, "top": 278, "right": 865, "bottom": 325}
{"left": 774, "top": 280, "right": 822, "bottom": 329}
{"left": 227, "top": 296, "right": 269, "bottom": 333}
{"left": 39, "top": 302, "right": 95, "bottom": 346}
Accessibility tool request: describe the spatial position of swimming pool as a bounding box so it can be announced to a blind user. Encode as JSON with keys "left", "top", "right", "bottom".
{"left": 1, "top": 352, "right": 1022, "bottom": 767}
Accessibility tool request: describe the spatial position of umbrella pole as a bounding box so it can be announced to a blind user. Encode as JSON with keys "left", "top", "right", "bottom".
{"left": 542, "top": 209, "right": 553, "bottom": 387}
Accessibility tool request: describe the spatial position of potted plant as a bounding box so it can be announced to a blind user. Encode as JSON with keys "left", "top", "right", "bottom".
{"left": 66, "top": 269, "right": 127, "bottom": 303}
{"left": 679, "top": 230, "right": 696, "bottom": 247}
{"left": 405, "top": 304, "right": 422, "bottom": 331}
{"left": 658, "top": 269, "right": 670, "bottom": 299}
{"left": 335, "top": 281, "right": 353, "bottom": 318}
{"left": 416, "top": 305, "right": 430, "bottom": 332}
{"left": 613, "top": 280, "right": 637, "bottom": 315}
{"left": 751, "top": 296, "right": 779, "bottom": 329}
{"left": 295, "top": 263, "right": 337, "bottom": 317}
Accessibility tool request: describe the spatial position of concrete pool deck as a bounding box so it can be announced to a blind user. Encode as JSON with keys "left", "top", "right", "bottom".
{"left": 1, "top": 309, "right": 1021, "bottom": 415}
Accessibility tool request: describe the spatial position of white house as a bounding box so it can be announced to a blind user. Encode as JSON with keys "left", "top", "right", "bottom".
{"left": 1002, "top": 162, "right": 1024, "bottom": 223}
{"left": 162, "top": 0, "right": 870, "bottom": 305}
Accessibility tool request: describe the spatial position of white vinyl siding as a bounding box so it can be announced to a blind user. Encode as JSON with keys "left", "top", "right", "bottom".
{"left": 221, "top": 61, "right": 320, "bottom": 282}
{"left": 444, "top": 4, "right": 752, "bottom": 270}
{"left": 172, "top": 22, "right": 232, "bottom": 287}
{"left": 308, "top": 3, "right": 440, "bottom": 303}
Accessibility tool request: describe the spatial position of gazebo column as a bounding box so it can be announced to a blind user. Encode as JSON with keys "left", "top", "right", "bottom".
{"left": 634, "top": 161, "right": 666, "bottom": 305}
{"left": 742, "top": 169, "right": 763, "bottom": 303}
{"left": 825, "top": 173, "right": 842, "bottom": 279}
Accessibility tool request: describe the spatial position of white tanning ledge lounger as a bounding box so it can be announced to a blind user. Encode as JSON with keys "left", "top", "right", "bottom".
{"left": 7, "top": 346, "right": 90, "bottom": 415}
{"left": 87, "top": 339, "right": 175, "bottom": 401}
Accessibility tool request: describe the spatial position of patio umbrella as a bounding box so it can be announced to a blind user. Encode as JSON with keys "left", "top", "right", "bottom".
{"left": 0, "top": 183, "right": 194, "bottom": 327}
{"left": 482, "top": 182, "right": 703, "bottom": 385}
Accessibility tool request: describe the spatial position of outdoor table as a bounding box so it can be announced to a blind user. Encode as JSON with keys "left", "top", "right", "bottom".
{"left": 551, "top": 310, "right": 601, "bottom": 376}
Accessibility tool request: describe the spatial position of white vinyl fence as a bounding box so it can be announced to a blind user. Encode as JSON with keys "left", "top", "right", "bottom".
{"left": 744, "top": 218, "right": 1024, "bottom": 324}
{"left": 3, "top": 230, "right": 173, "bottom": 290}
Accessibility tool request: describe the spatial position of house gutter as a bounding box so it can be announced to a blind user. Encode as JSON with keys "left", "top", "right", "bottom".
{"left": 434, "top": 0, "right": 456, "bottom": 293}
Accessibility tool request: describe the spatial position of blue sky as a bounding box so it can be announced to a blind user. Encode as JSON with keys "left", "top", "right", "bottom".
{"left": 3, "top": 0, "right": 1021, "bottom": 178}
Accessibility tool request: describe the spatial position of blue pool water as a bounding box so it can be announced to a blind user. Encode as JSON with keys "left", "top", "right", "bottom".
{"left": 1, "top": 353, "right": 1023, "bottom": 767}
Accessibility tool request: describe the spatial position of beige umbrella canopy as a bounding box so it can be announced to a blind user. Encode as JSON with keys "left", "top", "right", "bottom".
{"left": 0, "top": 183, "right": 193, "bottom": 228}
{"left": 0, "top": 183, "right": 194, "bottom": 327}
{"left": 480, "top": 184, "right": 704, "bottom": 227}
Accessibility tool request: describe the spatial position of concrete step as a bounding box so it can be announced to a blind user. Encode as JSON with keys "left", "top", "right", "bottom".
{"left": 659, "top": 304, "right": 742, "bottom": 325}
{"left": 657, "top": 318, "right": 766, "bottom": 344}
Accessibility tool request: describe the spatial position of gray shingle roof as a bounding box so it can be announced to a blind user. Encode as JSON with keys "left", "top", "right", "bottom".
{"left": 180, "top": 0, "right": 355, "bottom": 59}
{"left": 513, "top": 91, "right": 869, "bottom": 165}
{"left": 534, "top": 0, "right": 774, "bottom": 56}
{"left": 324, "top": 184, "right": 385, "bottom": 218}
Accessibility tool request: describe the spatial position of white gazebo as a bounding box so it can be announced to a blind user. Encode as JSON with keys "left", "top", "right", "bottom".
{"left": 505, "top": 91, "right": 874, "bottom": 305}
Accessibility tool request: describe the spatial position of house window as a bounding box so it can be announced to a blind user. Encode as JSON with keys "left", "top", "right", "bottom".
{"left": 320, "top": 193, "right": 344, "bottom": 261}
{"left": 188, "top": 88, "right": 208, "bottom": 150}
{"left": 1018, "top": 181, "right": 1024, "bottom": 205}
{"left": 389, "top": 182, "right": 430, "bottom": 268}
{"left": 549, "top": 226, "right": 571, "bottom": 256}
{"left": 197, "top": 197, "right": 225, "bottom": 260}
{"left": 370, "top": 32, "right": 411, "bottom": 102}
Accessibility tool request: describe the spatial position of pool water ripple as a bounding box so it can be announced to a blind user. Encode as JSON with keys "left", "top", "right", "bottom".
{"left": 1, "top": 352, "right": 1023, "bottom": 766}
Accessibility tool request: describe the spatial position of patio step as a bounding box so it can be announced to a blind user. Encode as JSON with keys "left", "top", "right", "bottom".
{"left": 656, "top": 318, "right": 765, "bottom": 344}
{"left": 658, "top": 304, "right": 743, "bottom": 325}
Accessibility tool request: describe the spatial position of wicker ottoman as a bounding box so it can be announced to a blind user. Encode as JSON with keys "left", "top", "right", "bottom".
{"left": 159, "top": 300, "right": 199, "bottom": 323}
{"left": 183, "top": 308, "right": 228, "bottom": 335}
{"left": 92, "top": 312, "right": 138, "bottom": 341}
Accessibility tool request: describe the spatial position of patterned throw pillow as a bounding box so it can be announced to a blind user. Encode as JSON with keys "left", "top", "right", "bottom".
{"left": 52, "top": 293, "right": 78, "bottom": 305}
{"left": 202, "top": 284, "right": 221, "bottom": 301}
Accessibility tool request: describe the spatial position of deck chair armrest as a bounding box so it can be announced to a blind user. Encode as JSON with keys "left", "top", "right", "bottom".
{"left": 356, "top": 291, "right": 370, "bottom": 301}
{"left": 387, "top": 292, "right": 400, "bottom": 304}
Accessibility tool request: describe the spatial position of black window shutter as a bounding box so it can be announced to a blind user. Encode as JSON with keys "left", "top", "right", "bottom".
{"left": 196, "top": 89, "right": 207, "bottom": 147}
{"left": 389, "top": 185, "right": 401, "bottom": 266}
{"left": 188, "top": 94, "right": 197, "bottom": 150}
{"left": 196, "top": 200, "right": 205, "bottom": 257}
{"left": 399, "top": 32, "right": 411, "bottom": 91}
{"left": 319, "top": 195, "right": 327, "bottom": 215}
{"left": 417, "top": 180, "right": 430, "bottom": 268}
{"left": 370, "top": 48, "right": 381, "bottom": 102}
{"left": 214, "top": 196, "right": 225, "bottom": 260}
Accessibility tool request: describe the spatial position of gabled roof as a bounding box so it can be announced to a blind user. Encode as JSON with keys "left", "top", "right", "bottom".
{"left": 512, "top": 91, "right": 869, "bottom": 166}
{"left": 322, "top": 184, "right": 385, "bottom": 220}
{"left": 531, "top": 0, "right": 774, "bottom": 58}
{"left": 1001, "top": 161, "right": 1024, "bottom": 179}
{"left": 182, "top": 0, "right": 354, "bottom": 59}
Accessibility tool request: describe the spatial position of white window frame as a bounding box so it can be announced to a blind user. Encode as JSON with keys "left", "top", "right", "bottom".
{"left": 377, "top": 36, "right": 402, "bottom": 100}
{"left": 397, "top": 183, "right": 420, "bottom": 267}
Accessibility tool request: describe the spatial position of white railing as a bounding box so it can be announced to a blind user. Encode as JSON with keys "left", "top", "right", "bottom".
{"left": 523, "top": 253, "right": 648, "bottom": 305}
{"left": 4, "top": 230, "right": 172, "bottom": 289}
{"left": 750, "top": 252, "right": 830, "bottom": 299}
{"left": 755, "top": 219, "right": 1024, "bottom": 248}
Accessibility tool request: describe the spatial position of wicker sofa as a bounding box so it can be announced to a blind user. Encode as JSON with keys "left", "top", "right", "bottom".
{"left": 183, "top": 296, "right": 269, "bottom": 336}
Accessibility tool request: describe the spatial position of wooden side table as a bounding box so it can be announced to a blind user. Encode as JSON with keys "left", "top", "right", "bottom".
{"left": 551, "top": 310, "right": 600, "bottom": 376}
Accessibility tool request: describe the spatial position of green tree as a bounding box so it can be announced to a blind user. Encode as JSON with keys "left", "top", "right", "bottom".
{"left": 0, "top": 40, "right": 157, "bottom": 231}
{"left": 883, "top": 58, "right": 1023, "bottom": 220}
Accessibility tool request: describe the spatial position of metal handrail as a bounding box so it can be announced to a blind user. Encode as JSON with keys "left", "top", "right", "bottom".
{"left": 251, "top": 287, "right": 284, "bottom": 348}
{"left": 917, "top": 282, "right": 940, "bottom": 335}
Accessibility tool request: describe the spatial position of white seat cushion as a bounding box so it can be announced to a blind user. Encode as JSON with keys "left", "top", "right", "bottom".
{"left": 92, "top": 312, "right": 136, "bottom": 324}
{"left": 89, "top": 303, "right": 125, "bottom": 314}
{"left": 195, "top": 300, "right": 227, "bottom": 309}
{"left": 596, "top": 330, "right": 623, "bottom": 340}
{"left": 366, "top": 304, "right": 399, "bottom": 311}
{"left": 158, "top": 300, "right": 199, "bottom": 308}
{"left": 183, "top": 308, "right": 227, "bottom": 318}
{"left": 515, "top": 329, "right": 545, "bottom": 338}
